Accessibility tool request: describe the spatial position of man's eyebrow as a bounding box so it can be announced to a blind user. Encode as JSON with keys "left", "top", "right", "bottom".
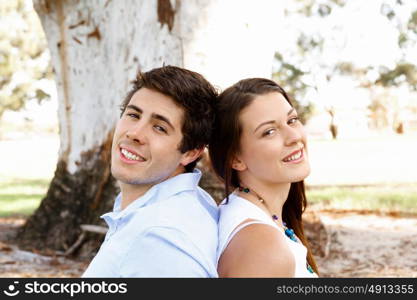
{"left": 253, "top": 108, "right": 297, "bottom": 133}
{"left": 126, "top": 105, "right": 175, "bottom": 131}
{"left": 126, "top": 105, "right": 142, "bottom": 113}
{"left": 151, "top": 113, "right": 175, "bottom": 131}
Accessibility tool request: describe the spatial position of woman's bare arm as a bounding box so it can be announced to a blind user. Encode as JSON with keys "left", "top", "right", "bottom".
{"left": 218, "top": 223, "right": 295, "bottom": 277}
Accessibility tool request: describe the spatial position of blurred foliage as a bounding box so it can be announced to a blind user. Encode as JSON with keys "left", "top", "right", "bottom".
{"left": 372, "top": 2, "right": 417, "bottom": 131}
{"left": 409, "top": 10, "right": 417, "bottom": 33}
{"left": 376, "top": 2, "right": 417, "bottom": 90}
{"left": 274, "top": 0, "right": 417, "bottom": 130}
{"left": 376, "top": 63, "right": 417, "bottom": 90}
{"left": 294, "top": 0, "right": 346, "bottom": 17}
{"left": 296, "top": 33, "right": 324, "bottom": 56}
{"left": 0, "top": 0, "right": 52, "bottom": 119}
{"left": 272, "top": 52, "right": 315, "bottom": 123}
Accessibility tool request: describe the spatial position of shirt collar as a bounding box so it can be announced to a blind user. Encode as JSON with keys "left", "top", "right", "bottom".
{"left": 152, "top": 168, "right": 202, "bottom": 203}
{"left": 103, "top": 169, "right": 203, "bottom": 220}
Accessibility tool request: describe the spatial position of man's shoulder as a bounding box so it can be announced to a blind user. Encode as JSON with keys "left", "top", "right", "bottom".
{"left": 196, "top": 185, "right": 218, "bottom": 204}
{"left": 167, "top": 187, "right": 218, "bottom": 216}
{"left": 150, "top": 191, "right": 217, "bottom": 233}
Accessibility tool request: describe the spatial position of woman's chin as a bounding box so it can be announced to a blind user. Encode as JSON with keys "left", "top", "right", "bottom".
{"left": 290, "top": 167, "right": 311, "bottom": 183}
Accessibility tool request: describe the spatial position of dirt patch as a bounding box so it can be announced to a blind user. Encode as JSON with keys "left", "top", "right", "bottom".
{"left": 0, "top": 218, "right": 88, "bottom": 277}
{"left": 308, "top": 211, "right": 417, "bottom": 277}
{"left": 1, "top": 212, "right": 416, "bottom": 277}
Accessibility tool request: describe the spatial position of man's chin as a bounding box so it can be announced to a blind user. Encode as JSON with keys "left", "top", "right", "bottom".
{"left": 116, "top": 176, "right": 145, "bottom": 186}
{"left": 112, "top": 171, "right": 163, "bottom": 186}
{"left": 111, "top": 169, "right": 142, "bottom": 185}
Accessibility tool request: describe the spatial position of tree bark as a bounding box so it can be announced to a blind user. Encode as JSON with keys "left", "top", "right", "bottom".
{"left": 17, "top": 0, "right": 282, "bottom": 254}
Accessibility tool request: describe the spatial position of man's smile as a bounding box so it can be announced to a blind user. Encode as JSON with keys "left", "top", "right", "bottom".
{"left": 119, "top": 146, "right": 147, "bottom": 163}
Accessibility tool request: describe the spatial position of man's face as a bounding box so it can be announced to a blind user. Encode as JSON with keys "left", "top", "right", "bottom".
{"left": 111, "top": 88, "right": 192, "bottom": 187}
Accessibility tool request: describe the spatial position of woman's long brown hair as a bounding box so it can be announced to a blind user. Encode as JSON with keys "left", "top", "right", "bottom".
{"left": 208, "top": 78, "right": 319, "bottom": 274}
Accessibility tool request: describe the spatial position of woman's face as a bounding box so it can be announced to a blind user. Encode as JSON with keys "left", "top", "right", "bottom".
{"left": 234, "top": 92, "right": 310, "bottom": 185}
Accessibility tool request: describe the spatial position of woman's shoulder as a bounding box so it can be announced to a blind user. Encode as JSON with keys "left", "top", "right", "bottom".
{"left": 218, "top": 221, "right": 295, "bottom": 277}
{"left": 219, "top": 193, "right": 272, "bottom": 224}
{"left": 217, "top": 194, "right": 279, "bottom": 257}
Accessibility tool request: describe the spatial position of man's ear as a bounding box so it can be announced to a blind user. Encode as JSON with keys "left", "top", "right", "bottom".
{"left": 180, "top": 147, "right": 205, "bottom": 167}
{"left": 231, "top": 155, "right": 247, "bottom": 171}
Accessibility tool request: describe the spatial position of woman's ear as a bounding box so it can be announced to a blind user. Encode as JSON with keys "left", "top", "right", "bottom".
{"left": 231, "top": 155, "right": 247, "bottom": 171}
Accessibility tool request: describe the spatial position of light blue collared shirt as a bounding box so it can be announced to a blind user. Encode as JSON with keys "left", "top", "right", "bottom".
{"left": 82, "top": 169, "right": 219, "bottom": 277}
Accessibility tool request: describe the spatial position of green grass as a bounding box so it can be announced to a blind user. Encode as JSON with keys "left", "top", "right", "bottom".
{"left": 0, "top": 178, "right": 49, "bottom": 217}
{"left": 1, "top": 177, "right": 416, "bottom": 217}
{"left": 306, "top": 184, "right": 417, "bottom": 214}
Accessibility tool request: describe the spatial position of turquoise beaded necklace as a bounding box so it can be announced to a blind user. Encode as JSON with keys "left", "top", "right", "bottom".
{"left": 238, "top": 186, "right": 314, "bottom": 274}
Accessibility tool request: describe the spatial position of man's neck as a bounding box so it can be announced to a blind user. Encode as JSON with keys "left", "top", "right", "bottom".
{"left": 120, "top": 183, "right": 154, "bottom": 211}
{"left": 118, "top": 166, "right": 187, "bottom": 210}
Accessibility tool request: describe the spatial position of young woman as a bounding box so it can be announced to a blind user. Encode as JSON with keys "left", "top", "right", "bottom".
{"left": 209, "top": 78, "right": 318, "bottom": 277}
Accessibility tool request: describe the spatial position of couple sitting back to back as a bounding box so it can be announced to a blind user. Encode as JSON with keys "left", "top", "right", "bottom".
{"left": 83, "top": 66, "right": 319, "bottom": 278}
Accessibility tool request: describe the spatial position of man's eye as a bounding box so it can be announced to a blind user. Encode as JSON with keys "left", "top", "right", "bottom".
{"left": 262, "top": 128, "right": 276, "bottom": 137}
{"left": 127, "top": 113, "right": 139, "bottom": 119}
{"left": 154, "top": 125, "right": 167, "bottom": 133}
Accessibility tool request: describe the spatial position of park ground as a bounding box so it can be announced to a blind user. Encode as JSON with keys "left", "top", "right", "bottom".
{"left": 1, "top": 132, "right": 417, "bottom": 277}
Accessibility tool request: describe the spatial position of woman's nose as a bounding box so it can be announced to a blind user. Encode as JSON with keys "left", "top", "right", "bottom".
{"left": 284, "top": 125, "right": 303, "bottom": 146}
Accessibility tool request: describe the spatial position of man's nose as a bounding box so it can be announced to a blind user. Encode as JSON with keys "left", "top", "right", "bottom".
{"left": 126, "top": 122, "right": 147, "bottom": 144}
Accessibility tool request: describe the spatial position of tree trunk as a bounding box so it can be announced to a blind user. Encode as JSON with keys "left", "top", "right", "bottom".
{"left": 18, "top": 0, "right": 281, "bottom": 254}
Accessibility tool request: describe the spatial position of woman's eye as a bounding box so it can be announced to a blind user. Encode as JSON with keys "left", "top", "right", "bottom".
{"left": 288, "top": 117, "right": 299, "bottom": 125}
{"left": 262, "top": 128, "right": 276, "bottom": 137}
{"left": 154, "top": 125, "right": 167, "bottom": 133}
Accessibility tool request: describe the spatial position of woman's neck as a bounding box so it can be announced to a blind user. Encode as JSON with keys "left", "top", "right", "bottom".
{"left": 237, "top": 175, "right": 291, "bottom": 224}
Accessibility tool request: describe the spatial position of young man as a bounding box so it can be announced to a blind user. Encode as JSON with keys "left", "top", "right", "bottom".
{"left": 82, "top": 66, "right": 219, "bottom": 277}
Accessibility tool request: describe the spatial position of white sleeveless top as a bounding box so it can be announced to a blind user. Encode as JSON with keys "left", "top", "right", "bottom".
{"left": 218, "top": 193, "right": 318, "bottom": 277}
